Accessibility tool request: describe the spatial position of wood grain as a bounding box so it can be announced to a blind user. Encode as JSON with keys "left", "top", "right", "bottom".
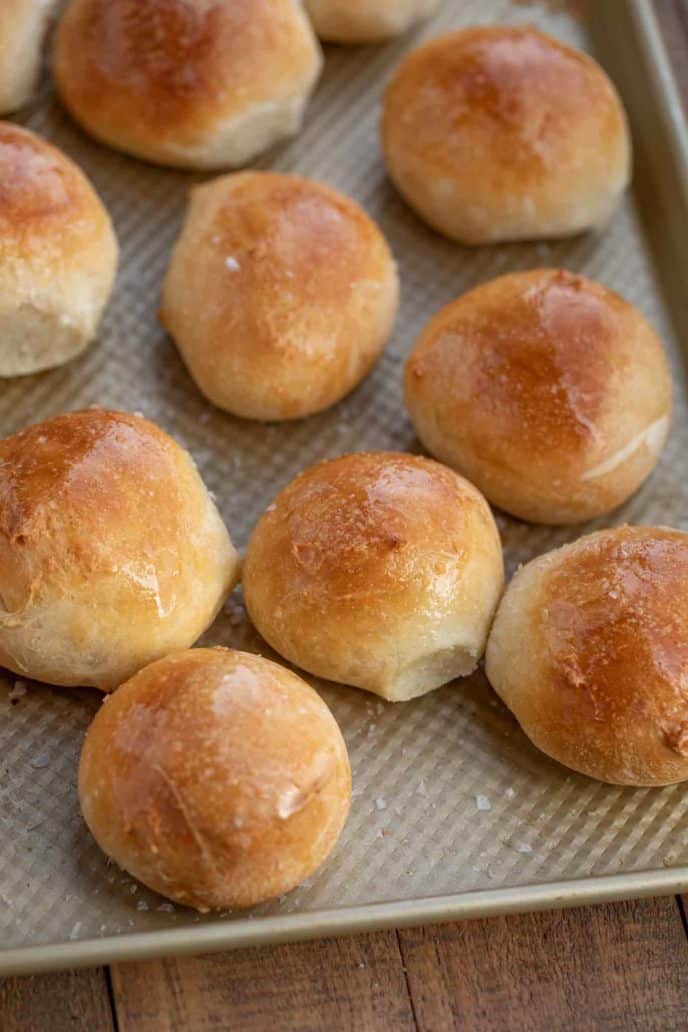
{"left": 398, "top": 898, "right": 688, "bottom": 1032}
{"left": 0, "top": 967, "right": 115, "bottom": 1032}
{"left": 110, "top": 931, "right": 416, "bottom": 1032}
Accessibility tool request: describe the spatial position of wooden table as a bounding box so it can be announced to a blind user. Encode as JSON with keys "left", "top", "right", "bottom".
{"left": 3, "top": 3, "right": 688, "bottom": 1029}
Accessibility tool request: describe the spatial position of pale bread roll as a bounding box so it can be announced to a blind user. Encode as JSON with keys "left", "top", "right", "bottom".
{"left": 79, "top": 647, "right": 351, "bottom": 910}
{"left": 243, "top": 452, "right": 504, "bottom": 701}
{"left": 486, "top": 526, "right": 688, "bottom": 786}
{"left": 160, "top": 171, "right": 399, "bottom": 421}
{"left": 404, "top": 269, "right": 671, "bottom": 525}
{"left": 0, "top": 410, "right": 239, "bottom": 689}
{"left": 0, "top": 122, "right": 117, "bottom": 376}
{"left": 305, "top": 0, "right": 439, "bottom": 44}
{"left": 381, "top": 26, "right": 631, "bottom": 243}
{"left": 54, "top": 0, "right": 323, "bottom": 170}
{"left": 0, "top": 0, "right": 57, "bottom": 114}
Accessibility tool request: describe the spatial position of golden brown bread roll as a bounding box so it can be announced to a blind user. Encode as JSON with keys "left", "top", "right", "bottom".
{"left": 404, "top": 269, "right": 671, "bottom": 525}
{"left": 243, "top": 452, "right": 504, "bottom": 701}
{"left": 305, "top": 0, "right": 439, "bottom": 44}
{"left": 79, "top": 647, "right": 351, "bottom": 910}
{"left": 0, "top": 410, "right": 238, "bottom": 689}
{"left": 160, "top": 171, "right": 399, "bottom": 421}
{"left": 381, "top": 26, "right": 631, "bottom": 243}
{"left": 0, "top": 0, "right": 57, "bottom": 113}
{"left": 0, "top": 122, "right": 118, "bottom": 376}
{"left": 53, "top": 0, "right": 323, "bottom": 170}
{"left": 486, "top": 526, "right": 688, "bottom": 786}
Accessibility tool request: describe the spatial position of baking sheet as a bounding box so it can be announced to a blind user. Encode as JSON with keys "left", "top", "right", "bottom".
{"left": 2, "top": 0, "right": 688, "bottom": 974}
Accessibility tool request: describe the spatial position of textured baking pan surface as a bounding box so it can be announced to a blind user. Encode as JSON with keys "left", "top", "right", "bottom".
{"left": 2, "top": 0, "right": 688, "bottom": 972}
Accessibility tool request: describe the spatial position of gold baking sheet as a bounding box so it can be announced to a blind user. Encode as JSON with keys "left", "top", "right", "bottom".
{"left": 1, "top": 0, "right": 688, "bottom": 974}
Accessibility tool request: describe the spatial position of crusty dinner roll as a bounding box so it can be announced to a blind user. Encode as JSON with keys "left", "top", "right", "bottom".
{"left": 54, "top": 0, "right": 323, "bottom": 170}
{"left": 79, "top": 647, "right": 351, "bottom": 910}
{"left": 405, "top": 269, "right": 671, "bottom": 525}
{"left": 381, "top": 26, "right": 631, "bottom": 243}
{"left": 305, "top": 0, "right": 439, "bottom": 44}
{"left": 487, "top": 526, "right": 688, "bottom": 786}
{"left": 160, "top": 171, "right": 399, "bottom": 421}
{"left": 0, "top": 410, "right": 238, "bottom": 689}
{"left": 0, "top": 123, "right": 118, "bottom": 377}
{"left": 243, "top": 452, "right": 504, "bottom": 701}
{"left": 0, "top": 0, "right": 57, "bottom": 114}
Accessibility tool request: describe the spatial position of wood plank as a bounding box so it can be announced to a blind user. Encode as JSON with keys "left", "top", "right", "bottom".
{"left": 0, "top": 967, "right": 114, "bottom": 1032}
{"left": 398, "top": 897, "right": 688, "bottom": 1032}
{"left": 110, "top": 930, "right": 416, "bottom": 1032}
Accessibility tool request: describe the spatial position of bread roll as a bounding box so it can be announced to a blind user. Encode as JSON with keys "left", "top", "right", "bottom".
{"left": 0, "top": 410, "right": 238, "bottom": 689}
{"left": 0, "top": 123, "right": 118, "bottom": 376}
{"left": 243, "top": 452, "right": 504, "bottom": 701}
{"left": 404, "top": 269, "right": 671, "bottom": 525}
{"left": 486, "top": 526, "right": 688, "bottom": 786}
{"left": 0, "top": 0, "right": 56, "bottom": 113}
{"left": 54, "top": 0, "right": 323, "bottom": 170}
{"left": 160, "top": 171, "right": 399, "bottom": 421}
{"left": 79, "top": 647, "right": 351, "bottom": 910}
{"left": 381, "top": 26, "right": 631, "bottom": 243}
{"left": 305, "top": 0, "right": 439, "bottom": 44}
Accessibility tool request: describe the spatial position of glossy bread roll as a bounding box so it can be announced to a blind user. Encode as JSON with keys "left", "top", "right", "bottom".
{"left": 486, "top": 526, "right": 688, "bottom": 786}
{"left": 305, "top": 0, "right": 439, "bottom": 44}
{"left": 404, "top": 270, "right": 671, "bottom": 524}
{"left": 0, "top": 0, "right": 57, "bottom": 113}
{"left": 0, "top": 123, "right": 117, "bottom": 376}
{"left": 381, "top": 26, "right": 631, "bottom": 243}
{"left": 0, "top": 410, "right": 239, "bottom": 689}
{"left": 54, "top": 0, "right": 323, "bottom": 169}
{"left": 243, "top": 452, "right": 504, "bottom": 701}
{"left": 160, "top": 172, "right": 399, "bottom": 420}
{"left": 79, "top": 648, "right": 351, "bottom": 910}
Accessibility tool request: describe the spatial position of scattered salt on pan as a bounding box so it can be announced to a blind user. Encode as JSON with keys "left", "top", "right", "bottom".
{"left": 157, "top": 902, "right": 175, "bottom": 913}
{"left": 69, "top": 922, "right": 82, "bottom": 940}
{"left": 416, "top": 780, "right": 428, "bottom": 797}
{"left": 505, "top": 787, "right": 516, "bottom": 800}
{"left": 367, "top": 724, "right": 376, "bottom": 736}
{"left": 375, "top": 797, "right": 387, "bottom": 811}
{"left": 515, "top": 843, "right": 533, "bottom": 854}
{"left": 30, "top": 754, "right": 50, "bottom": 769}
{"left": 266, "top": 504, "right": 276, "bottom": 512}
{"left": 136, "top": 900, "right": 149, "bottom": 911}
{"left": 475, "top": 795, "right": 492, "bottom": 812}
{"left": 9, "top": 681, "right": 27, "bottom": 701}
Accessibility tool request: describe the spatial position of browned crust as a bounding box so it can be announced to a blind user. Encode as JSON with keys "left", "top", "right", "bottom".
{"left": 54, "top": 0, "right": 321, "bottom": 156}
{"left": 404, "top": 269, "right": 671, "bottom": 523}
{"left": 381, "top": 26, "right": 631, "bottom": 241}
{"left": 0, "top": 121, "right": 113, "bottom": 262}
{"left": 78, "top": 647, "right": 351, "bottom": 910}
{"left": 487, "top": 527, "right": 688, "bottom": 785}
{"left": 159, "top": 171, "right": 399, "bottom": 419}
